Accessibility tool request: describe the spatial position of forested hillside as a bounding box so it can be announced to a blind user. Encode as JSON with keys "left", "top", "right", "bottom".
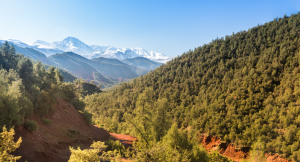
{"left": 0, "top": 41, "right": 113, "bottom": 161}
{"left": 0, "top": 41, "right": 94, "bottom": 130}
{"left": 0, "top": 41, "right": 57, "bottom": 66}
{"left": 84, "top": 13, "right": 300, "bottom": 161}
{"left": 43, "top": 64, "right": 77, "bottom": 83}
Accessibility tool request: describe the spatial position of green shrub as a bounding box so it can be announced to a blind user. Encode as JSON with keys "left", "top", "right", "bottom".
{"left": 41, "top": 117, "right": 52, "bottom": 125}
{"left": 72, "top": 99, "right": 86, "bottom": 111}
{"left": 61, "top": 82, "right": 76, "bottom": 101}
{"left": 66, "top": 129, "right": 80, "bottom": 138}
{"left": 69, "top": 141, "right": 108, "bottom": 162}
{"left": 35, "top": 90, "right": 54, "bottom": 116}
{"left": 24, "top": 120, "right": 38, "bottom": 132}
{"left": 82, "top": 111, "right": 92, "bottom": 124}
{"left": 209, "top": 151, "right": 232, "bottom": 162}
{"left": 105, "top": 138, "right": 125, "bottom": 155}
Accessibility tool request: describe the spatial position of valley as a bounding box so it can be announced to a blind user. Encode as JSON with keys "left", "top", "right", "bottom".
{"left": 1, "top": 8, "right": 300, "bottom": 162}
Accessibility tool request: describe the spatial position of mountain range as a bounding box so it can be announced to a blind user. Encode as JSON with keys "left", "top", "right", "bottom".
{"left": 0, "top": 38, "right": 164, "bottom": 88}
{"left": 1, "top": 37, "right": 171, "bottom": 63}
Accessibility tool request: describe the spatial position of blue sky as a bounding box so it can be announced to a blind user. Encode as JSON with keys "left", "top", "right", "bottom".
{"left": 0, "top": 0, "right": 299, "bottom": 57}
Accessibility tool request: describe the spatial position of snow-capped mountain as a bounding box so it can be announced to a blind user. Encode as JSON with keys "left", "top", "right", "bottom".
{"left": 29, "top": 40, "right": 64, "bottom": 56}
{"left": 50, "top": 37, "right": 95, "bottom": 58}
{"left": 0, "top": 37, "right": 171, "bottom": 63}
{"left": 0, "top": 39, "right": 29, "bottom": 48}
{"left": 33, "top": 40, "right": 51, "bottom": 46}
{"left": 94, "top": 47, "right": 171, "bottom": 63}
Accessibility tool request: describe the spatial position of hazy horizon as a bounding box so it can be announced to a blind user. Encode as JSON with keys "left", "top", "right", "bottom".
{"left": 0, "top": 0, "right": 299, "bottom": 57}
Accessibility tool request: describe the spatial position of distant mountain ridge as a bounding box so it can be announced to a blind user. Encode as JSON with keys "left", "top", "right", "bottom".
{"left": 0, "top": 38, "right": 166, "bottom": 88}
{"left": 50, "top": 52, "right": 139, "bottom": 80}
{"left": 121, "top": 57, "right": 163, "bottom": 71}
{"left": 91, "top": 57, "right": 148, "bottom": 76}
{"left": 1, "top": 37, "right": 171, "bottom": 63}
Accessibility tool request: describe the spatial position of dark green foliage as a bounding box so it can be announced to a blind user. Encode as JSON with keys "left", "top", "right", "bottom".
{"left": 126, "top": 123, "right": 213, "bottom": 162}
{"left": 0, "top": 57, "right": 8, "bottom": 70}
{"left": 44, "top": 64, "right": 77, "bottom": 83}
{"left": 35, "top": 90, "right": 55, "bottom": 116}
{"left": 81, "top": 111, "right": 92, "bottom": 124}
{"left": 0, "top": 42, "right": 81, "bottom": 132}
{"left": 0, "top": 42, "right": 18, "bottom": 70}
{"left": 105, "top": 138, "right": 125, "bottom": 156}
{"left": 81, "top": 82, "right": 102, "bottom": 96}
{"left": 66, "top": 129, "right": 80, "bottom": 138}
{"left": 32, "top": 63, "right": 77, "bottom": 116}
{"left": 41, "top": 117, "right": 52, "bottom": 125}
{"left": 84, "top": 13, "right": 300, "bottom": 160}
{"left": 0, "top": 41, "right": 58, "bottom": 67}
{"left": 61, "top": 82, "right": 77, "bottom": 101}
{"left": 73, "top": 78, "right": 102, "bottom": 96}
{"left": 17, "top": 57, "right": 34, "bottom": 88}
{"left": 24, "top": 120, "right": 38, "bottom": 132}
{"left": 0, "top": 68, "right": 30, "bottom": 130}
{"left": 209, "top": 152, "right": 232, "bottom": 162}
{"left": 105, "top": 139, "right": 125, "bottom": 151}
{"left": 72, "top": 99, "right": 86, "bottom": 111}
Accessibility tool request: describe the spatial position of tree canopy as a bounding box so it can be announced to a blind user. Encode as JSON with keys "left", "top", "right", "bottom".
{"left": 85, "top": 13, "right": 300, "bottom": 161}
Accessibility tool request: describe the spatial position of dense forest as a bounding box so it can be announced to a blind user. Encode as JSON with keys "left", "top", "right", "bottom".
{"left": 83, "top": 13, "right": 300, "bottom": 161}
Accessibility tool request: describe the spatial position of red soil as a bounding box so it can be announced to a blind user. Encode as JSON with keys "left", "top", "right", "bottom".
{"left": 110, "top": 133, "right": 138, "bottom": 148}
{"left": 265, "top": 153, "right": 291, "bottom": 162}
{"left": 13, "top": 98, "right": 110, "bottom": 162}
{"left": 200, "top": 135, "right": 292, "bottom": 162}
{"left": 201, "top": 135, "right": 248, "bottom": 161}
{"left": 109, "top": 133, "right": 137, "bottom": 162}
